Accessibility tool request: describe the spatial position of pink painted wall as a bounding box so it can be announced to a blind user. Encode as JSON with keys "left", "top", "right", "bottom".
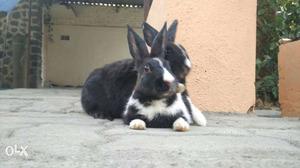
{"left": 279, "top": 40, "right": 300, "bottom": 117}
{"left": 147, "top": 0, "right": 257, "bottom": 112}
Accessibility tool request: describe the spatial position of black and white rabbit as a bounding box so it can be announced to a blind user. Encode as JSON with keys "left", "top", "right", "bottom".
{"left": 143, "top": 21, "right": 207, "bottom": 126}
{"left": 81, "top": 21, "right": 206, "bottom": 127}
{"left": 81, "top": 42, "right": 182, "bottom": 122}
{"left": 123, "top": 24, "right": 194, "bottom": 131}
{"left": 81, "top": 21, "right": 183, "bottom": 119}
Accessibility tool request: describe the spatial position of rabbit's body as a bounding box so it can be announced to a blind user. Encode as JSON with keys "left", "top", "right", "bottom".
{"left": 81, "top": 43, "right": 192, "bottom": 120}
{"left": 124, "top": 24, "right": 192, "bottom": 131}
{"left": 81, "top": 21, "right": 207, "bottom": 129}
{"left": 81, "top": 59, "right": 136, "bottom": 120}
{"left": 81, "top": 43, "right": 197, "bottom": 122}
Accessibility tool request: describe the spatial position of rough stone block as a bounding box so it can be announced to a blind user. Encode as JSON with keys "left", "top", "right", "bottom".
{"left": 11, "top": 27, "right": 18, "bottom": 33}
{"left": 22, "top": 11, "right": 27, "bottom": 17}
{"left": 32, "top": 32, "right": 41, "bottom": 39}
{"left": 31, "top": 46, "right": 41, "bottom": 53}
{"left": 20, "top": 28, "right": 26, "bottom": 34}
{"left": 0, "top": 11, "right": 7, "bottom": 18}
{"left": 22, "top": 4, "right": 29, "bottom": 9}
{"left": 31, "top": 11, "right": 41, "bottom": 17}
{"left": 31, "top": 54, "right": 40, "bottom": 60}
{"left": 3, "top": 57, "right": 10, "bottom": 64}
{"left": 6, "top": 32, "right": 12, "bottom": 38}
{"left": 10, "top": 20, "right": 19, "bottom": 26}
{"left": 12, "top": 12, "right": 21, "bottom": 19}
{"left": 2, "top": 66, "right": 8, "bottom": 74}
{"left": 30, "top": 39, "right": 41, "bottom": 46}
{"left": 31, "top": 25, "right": 41, "bottom": 31}
{"left": 0, "top": 51, "right": 4, "bottom": 58}
{"left": 20, "top": 22, "right": 27, "bottom": 27}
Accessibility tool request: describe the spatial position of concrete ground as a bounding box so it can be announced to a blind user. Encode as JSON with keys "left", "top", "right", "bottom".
{"left": 0, "top": 89, "right": 299, "bottom": 168}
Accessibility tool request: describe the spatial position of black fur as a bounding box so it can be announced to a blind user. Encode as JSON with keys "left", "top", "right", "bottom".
{"left": 128, "top": 23, "right": 177, "bottom": 97}
{"left": 143, "top": 21, "right": 195, "bottom": 123}
{"left": 181, "top": 92, "right": 193, "bottom": 118}
{"left": 81, "top": 21, "right": 194, "bottom": 123}
{"left": 148, "top": 113, "right": 186, "bottom": 128}
{"left": 81, "top": 59, "right": 136, "bottom": 120}
{"left": 143, "top": 21, "right": 191, "bottom": 84}
{"left": 123, "top": 24, "right": 192, "bottom": 128}
{"left": 165, "top": 43, "right": 190, "bottom": 84}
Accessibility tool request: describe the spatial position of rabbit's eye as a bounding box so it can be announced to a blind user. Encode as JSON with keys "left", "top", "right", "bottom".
{"left": 144, "top": 65, "right": 151, "bottom": 73}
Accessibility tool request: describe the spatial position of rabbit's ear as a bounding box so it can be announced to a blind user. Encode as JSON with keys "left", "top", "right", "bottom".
{"left": 150, "top": 22, "right": 167, "bottom": 58}
{"left": 127, "top": 25, "right": 149, "bottom": 64}
{"left": 143, "top": 22, "right": 158, "bottom": 47}
{"left": 167, "top": 20, "right": 178, "bottom": 42}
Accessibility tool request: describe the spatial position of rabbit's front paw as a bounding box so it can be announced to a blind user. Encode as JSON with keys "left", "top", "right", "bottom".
{"left": 129, "top": 119, "right": 146, "bottom": 130}
{"left": 173, "top": 118, "right": 190, "bottom": 132}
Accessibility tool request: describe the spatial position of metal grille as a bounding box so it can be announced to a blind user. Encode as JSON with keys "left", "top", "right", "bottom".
{"left": 60, "top": 0, "right": 144, "bottom": 8}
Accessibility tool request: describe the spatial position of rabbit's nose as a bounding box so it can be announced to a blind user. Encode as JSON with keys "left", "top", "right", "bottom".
{"left": 164, "top": 81, "right": 171, "bottom": 87}
{"left": 161, "top": 82, "right": 170, "bottom": 92}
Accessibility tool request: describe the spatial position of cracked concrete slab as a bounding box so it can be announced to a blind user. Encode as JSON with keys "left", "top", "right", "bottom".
{"left": 0, "top": 89, "right": 299, "bottom": 168}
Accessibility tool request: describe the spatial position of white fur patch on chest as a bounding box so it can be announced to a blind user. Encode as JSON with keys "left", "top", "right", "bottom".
{"left": 124, "top": 93, "right": 192, "bottom": 123}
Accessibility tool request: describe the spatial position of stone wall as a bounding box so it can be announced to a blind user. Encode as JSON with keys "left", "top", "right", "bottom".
{"left": 0, "top": 0, "right": 43, "bottom": 88}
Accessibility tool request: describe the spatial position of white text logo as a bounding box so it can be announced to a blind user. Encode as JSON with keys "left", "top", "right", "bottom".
{"left": 5, "top": 144, "right": 28, "bottom": 157}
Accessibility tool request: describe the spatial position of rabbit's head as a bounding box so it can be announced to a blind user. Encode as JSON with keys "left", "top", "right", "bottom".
{"left": 143, "top": 20, "right": 191, "bottom": 83}
{"left": 127, "top": 24, "right": 178, "bottom": 98}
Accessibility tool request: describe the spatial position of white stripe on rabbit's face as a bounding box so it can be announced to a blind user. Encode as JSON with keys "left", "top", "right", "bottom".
{"left": 135, "top": 57, "right": 178, "bottom": 98}
{"left": 185, "top": 58, "right": 192, "bottom": 68}
{"left": 175, "top": 43, "right": 192, "bottom": 68}
{"left": 153, "top": 58, "right": 175, "bottom": 83}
